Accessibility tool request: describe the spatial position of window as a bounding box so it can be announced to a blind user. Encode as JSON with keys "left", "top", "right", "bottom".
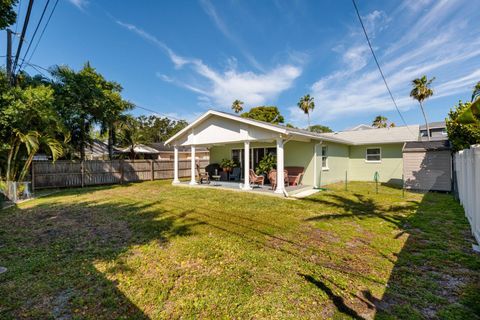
{"left": 321, "top": 146, "right": 328, "bottom": 169}
{"left": 366, "top": 148, "right": 381, "bottom": 162}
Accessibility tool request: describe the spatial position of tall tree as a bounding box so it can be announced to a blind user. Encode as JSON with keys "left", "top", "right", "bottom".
{"left": 472, "top": 81, "right": 480, "bottom": 102}
{"left": 372, "top": 115, "right": 395, "bottom": 128}
{"left": 117, "top": 116, "right": 145, "bottom": 160}
{"left": 52, "top": 63, "right": 131, "bottom": 160}
{"left": 0, "top": 73, "right": 65, "bottom": 181}
{"left": 0, "top": 0, "right": 17, "bottom": 30}
{"left": 137, "top": 115, "right": 188, "bottom": 143}
{"left": 446, "top": 100, "right": 480, "bottom": 152}
{"left": 297, "top": 94, "right": 315, "bottom": 130}
{"left": 241, "top": 106, "right": 284, "bottom": 124}
{"left": 231, "top": 99, "right": 244, "bottom": 114}
{"left": 309, "top": 124, "right": 332, "bottom": 133}
{"left": 410, "top": 75, "right": 435, "bottom": 141}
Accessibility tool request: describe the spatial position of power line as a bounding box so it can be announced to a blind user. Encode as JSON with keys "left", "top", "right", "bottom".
{"left": 17, "top": 0, "right": 51, "bottom": 73}
{"left": 134, "top": 105, "right": 185, "bottom": 121}
{"left": 25, "top": 0, "right": 59, "bottom": 69}
{"left": 12, "top": 0, "right": 34, "bottom": 79}
{"left": 14, "top": 0, "right": 22, "bottom": 35}
{"left": 351, "top": 0, "right": 417, "bottom": 139}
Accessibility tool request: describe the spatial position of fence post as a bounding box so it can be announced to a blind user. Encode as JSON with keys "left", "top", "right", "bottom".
{"left": 31, "top": 161, "right": 35, "bottom": 192}
{"left": 80, "top": 160, "right": 85, "bottom": 188}
{"left": 151, "top": 160, "right": 154, "bottom": 181}
{"left": 120, "top": 159, "right": 124, "bottom": 184}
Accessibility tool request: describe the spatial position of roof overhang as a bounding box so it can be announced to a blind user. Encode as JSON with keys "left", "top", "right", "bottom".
{"left": 165, "top": 110, "right": 351, "bottom": 146}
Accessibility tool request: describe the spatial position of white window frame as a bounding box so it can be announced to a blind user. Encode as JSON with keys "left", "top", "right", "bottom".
{"left": 365, "top": 147, "right": 382, "bottom": 163}
{"left": 321, "top": 146, "right": 329, "bottom": 170}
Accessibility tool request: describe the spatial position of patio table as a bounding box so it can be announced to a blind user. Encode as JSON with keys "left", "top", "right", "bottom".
{"left": 211, "top": 175, "right": 221, "bottom": 186}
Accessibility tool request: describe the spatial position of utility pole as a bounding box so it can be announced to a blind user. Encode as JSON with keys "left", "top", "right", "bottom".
{"left": 12, "top": 0, "right": 35, "bottom": 82}
{"left": 6, "top": 29, "right": 13, "bottom": 84}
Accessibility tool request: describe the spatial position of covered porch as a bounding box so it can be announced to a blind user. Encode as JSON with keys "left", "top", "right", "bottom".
{"left": 174, "top": 180, "right": 319, "bottom": 198}
{"left": 165, "top": 110, "right": 329, "bottom": 196}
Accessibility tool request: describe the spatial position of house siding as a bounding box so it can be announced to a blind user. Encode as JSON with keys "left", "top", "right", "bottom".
{"left": 317, "top": 142, "right": 349, "bottom": 186}
{"left": 209, "top": 141, "right": 407, "bottom": 186}
{"left": 348, "top": 143, "right": 404, "bottom": 184}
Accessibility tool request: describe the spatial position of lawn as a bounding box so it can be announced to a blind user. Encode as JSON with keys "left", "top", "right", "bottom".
{"left": 0, "top": 181, "right": 479, "bottom": 319}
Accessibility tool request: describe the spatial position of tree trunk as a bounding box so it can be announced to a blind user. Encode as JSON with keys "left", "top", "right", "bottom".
{"left": 108, "top": 125, "right": 114, "bottom": 160}
{"left": 307, "top": 113, "right": 311, "bottom": 131}
{"left": 419, "top": 101, "right": 431, "bottom": 141}
{"left": 80, "top": 117, "right": 86, "bottom": 161}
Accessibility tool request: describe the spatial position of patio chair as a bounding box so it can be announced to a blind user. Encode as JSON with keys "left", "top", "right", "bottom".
{"left": 196, "top": 164, "right": 210, "bottom": 184}
{"left": 249, "top": 169, "right": 264, "bottom": 187}
{"left": 229, "top": 167, "right": 241, "bottom": 181}
{"left": 285, "top": 166, "right": 304, "bottom": 186}
{"left": 268, "top": 169, "right": 289, "bottom": 190}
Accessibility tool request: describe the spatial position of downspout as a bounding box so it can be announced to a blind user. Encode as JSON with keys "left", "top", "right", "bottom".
{"left": 313, "top": 141, "right": 323, "bottom": 189}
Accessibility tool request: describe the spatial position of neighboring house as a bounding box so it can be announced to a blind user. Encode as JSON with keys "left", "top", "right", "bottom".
{"left": 118, "top": 144, "right": 160, "bottom": 159}
{"left": 149, "top": 142, "right": 209, "bottom": 161}
{"left": 419, "top": 121, "right": 448, "bottom": 140}
{"left": 348, "top": 124, "right": 374, "bottom": 131}
{"left": 403, "top": 140, "right": 452, "bottom": 192}
{"left": 85, "top": 139, "right": 119, "bottom": 160}
{"left": 165, "top": 110, "right": 433, "bottom": 194}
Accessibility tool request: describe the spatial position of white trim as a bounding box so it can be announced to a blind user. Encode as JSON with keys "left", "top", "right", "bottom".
{"left": 275, "top": 137, "right": 285, "bottom": 194}
{"left": 365, "top": 147, "right": 382, "bottom": 163}
{"left": 172, "top": 146, "right": 180, "bottom": 184}
{"left": 165, "top": 110, "right": 352, "bottom": 146}
{"left": 242, "top": 141, "right": 252, "bottom": 190}
{"left": 321, "top": 145, "right": 329, "bottom": 170}
{"left": 189, "top": 145, "right": 197, "bottom": 185}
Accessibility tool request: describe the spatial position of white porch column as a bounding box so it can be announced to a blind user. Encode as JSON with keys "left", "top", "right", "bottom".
{"left": 189, "top": 145, "right": 197, "bottom": 185}
{"left": 275, "top": 137, "right": 285, "bottom": 194}
{"left": 242, "top": 141, "right": 252, "bottom": 190}
{"left": 172, "top": 145, "right": 180, "bottom": 184}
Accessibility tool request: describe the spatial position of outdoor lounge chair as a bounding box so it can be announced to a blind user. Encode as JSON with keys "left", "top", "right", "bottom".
{"left": 285, "top": 166, "right": 304, "bottom": 186}
{"left": 229, "top": 167, "right": 241, "bottom": 181}
{"left": 196, "top": 164, "right": 210, "bottom": 184}
{"left": 268, "top": 169, "right": 289, "bottom": 190}
{"left": 249, "top": 169, "right": 264, "bottom": 187}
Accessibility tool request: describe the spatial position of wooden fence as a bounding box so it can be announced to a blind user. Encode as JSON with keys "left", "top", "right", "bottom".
{"left": 32, "top": 159, "right": 209, "bottom": 190}
{"left": 454, "top": 145, "right": 480, "bottom": 247}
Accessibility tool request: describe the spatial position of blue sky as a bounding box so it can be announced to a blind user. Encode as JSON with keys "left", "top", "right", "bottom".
{"left": 2, "top": 0, "right": 480, "bottom": 130}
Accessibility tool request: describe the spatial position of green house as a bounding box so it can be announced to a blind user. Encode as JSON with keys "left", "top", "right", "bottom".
{"left": 166, "top": 110, "right": 420, "bottom": 195}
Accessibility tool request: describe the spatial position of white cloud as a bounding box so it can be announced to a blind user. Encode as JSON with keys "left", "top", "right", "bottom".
{"left": 68, "top": 0, "right": 88, "bottom": 10}
{"left": 199, "top": 0, "right": 264, "bottom": 71}
{"left": 294, "top": 1, "right": 480, "bottom": 126}
{"left": 116, "top": 20, "right": 190, "bottom": 68}
{"left": 118, "top": 20, "right": 303, "bottom": 108}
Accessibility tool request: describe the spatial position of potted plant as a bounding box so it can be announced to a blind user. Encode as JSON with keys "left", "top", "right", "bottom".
{"left": 219, "top": 158, "right": 236, "bottom": 173}
{"left": 255, "top": 154, "right": 276, "bottom": 181}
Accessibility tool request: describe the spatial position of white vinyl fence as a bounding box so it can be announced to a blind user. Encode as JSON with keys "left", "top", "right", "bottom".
{"left": 454, "top": 145, "right": 480, "bottom": 245}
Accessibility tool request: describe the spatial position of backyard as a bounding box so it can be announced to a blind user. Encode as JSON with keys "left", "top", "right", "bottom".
{"left": 0, "top": 181, "right": 479, "bottom": 319}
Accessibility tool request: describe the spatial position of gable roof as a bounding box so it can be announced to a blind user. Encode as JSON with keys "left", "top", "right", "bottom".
{"left": 419, "top": 121, "right": 446, "bottom": 130}
{"left": 165, "top": 110, "right": 352, "bottom": 145}
{"left": 321, "top": 125, "right": 420, "bottom": 145}
{"left": 403, "top": 140, "right": 451, "bottom": 151}
{"left": 166, "top": 110, "right": 421, "bottom": 146}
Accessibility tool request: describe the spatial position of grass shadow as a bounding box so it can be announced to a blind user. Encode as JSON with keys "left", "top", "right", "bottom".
{"left": 0, "top": 189, "right": 198, "bottom": 318}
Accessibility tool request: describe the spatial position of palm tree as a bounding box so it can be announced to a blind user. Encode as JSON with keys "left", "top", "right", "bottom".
{"left": 297, "top": 94, "right": 315, "bottom": 130}
{"left": 372, "top": 115, "right": 388, "bottom": 128}
{"left": 410, "top": 75, "right": 435, "bottom": 141}
{"left": 472, "top": 81, "right": 480, "bottom": 102}
{"left": 372, "top": 115, "right": 395, "bottom": 128}
{"left": 117, "top": 116, "right": 144, "bottom": 160}
{"left": 231, "top": 99, "right": 244, "bottom": 113}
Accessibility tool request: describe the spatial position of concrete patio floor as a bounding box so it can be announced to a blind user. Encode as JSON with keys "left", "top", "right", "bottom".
{"left": 174, "top": 181, "right": 319, "bottom": 198}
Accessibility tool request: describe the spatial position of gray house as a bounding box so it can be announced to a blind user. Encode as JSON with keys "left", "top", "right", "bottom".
{"left": 403, "top": 122, "right": 452, "bottom": 192}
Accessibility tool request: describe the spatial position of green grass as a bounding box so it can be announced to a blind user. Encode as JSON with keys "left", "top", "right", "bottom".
{"left": 0, "top": 181, "right": 479, "bottom": 319}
